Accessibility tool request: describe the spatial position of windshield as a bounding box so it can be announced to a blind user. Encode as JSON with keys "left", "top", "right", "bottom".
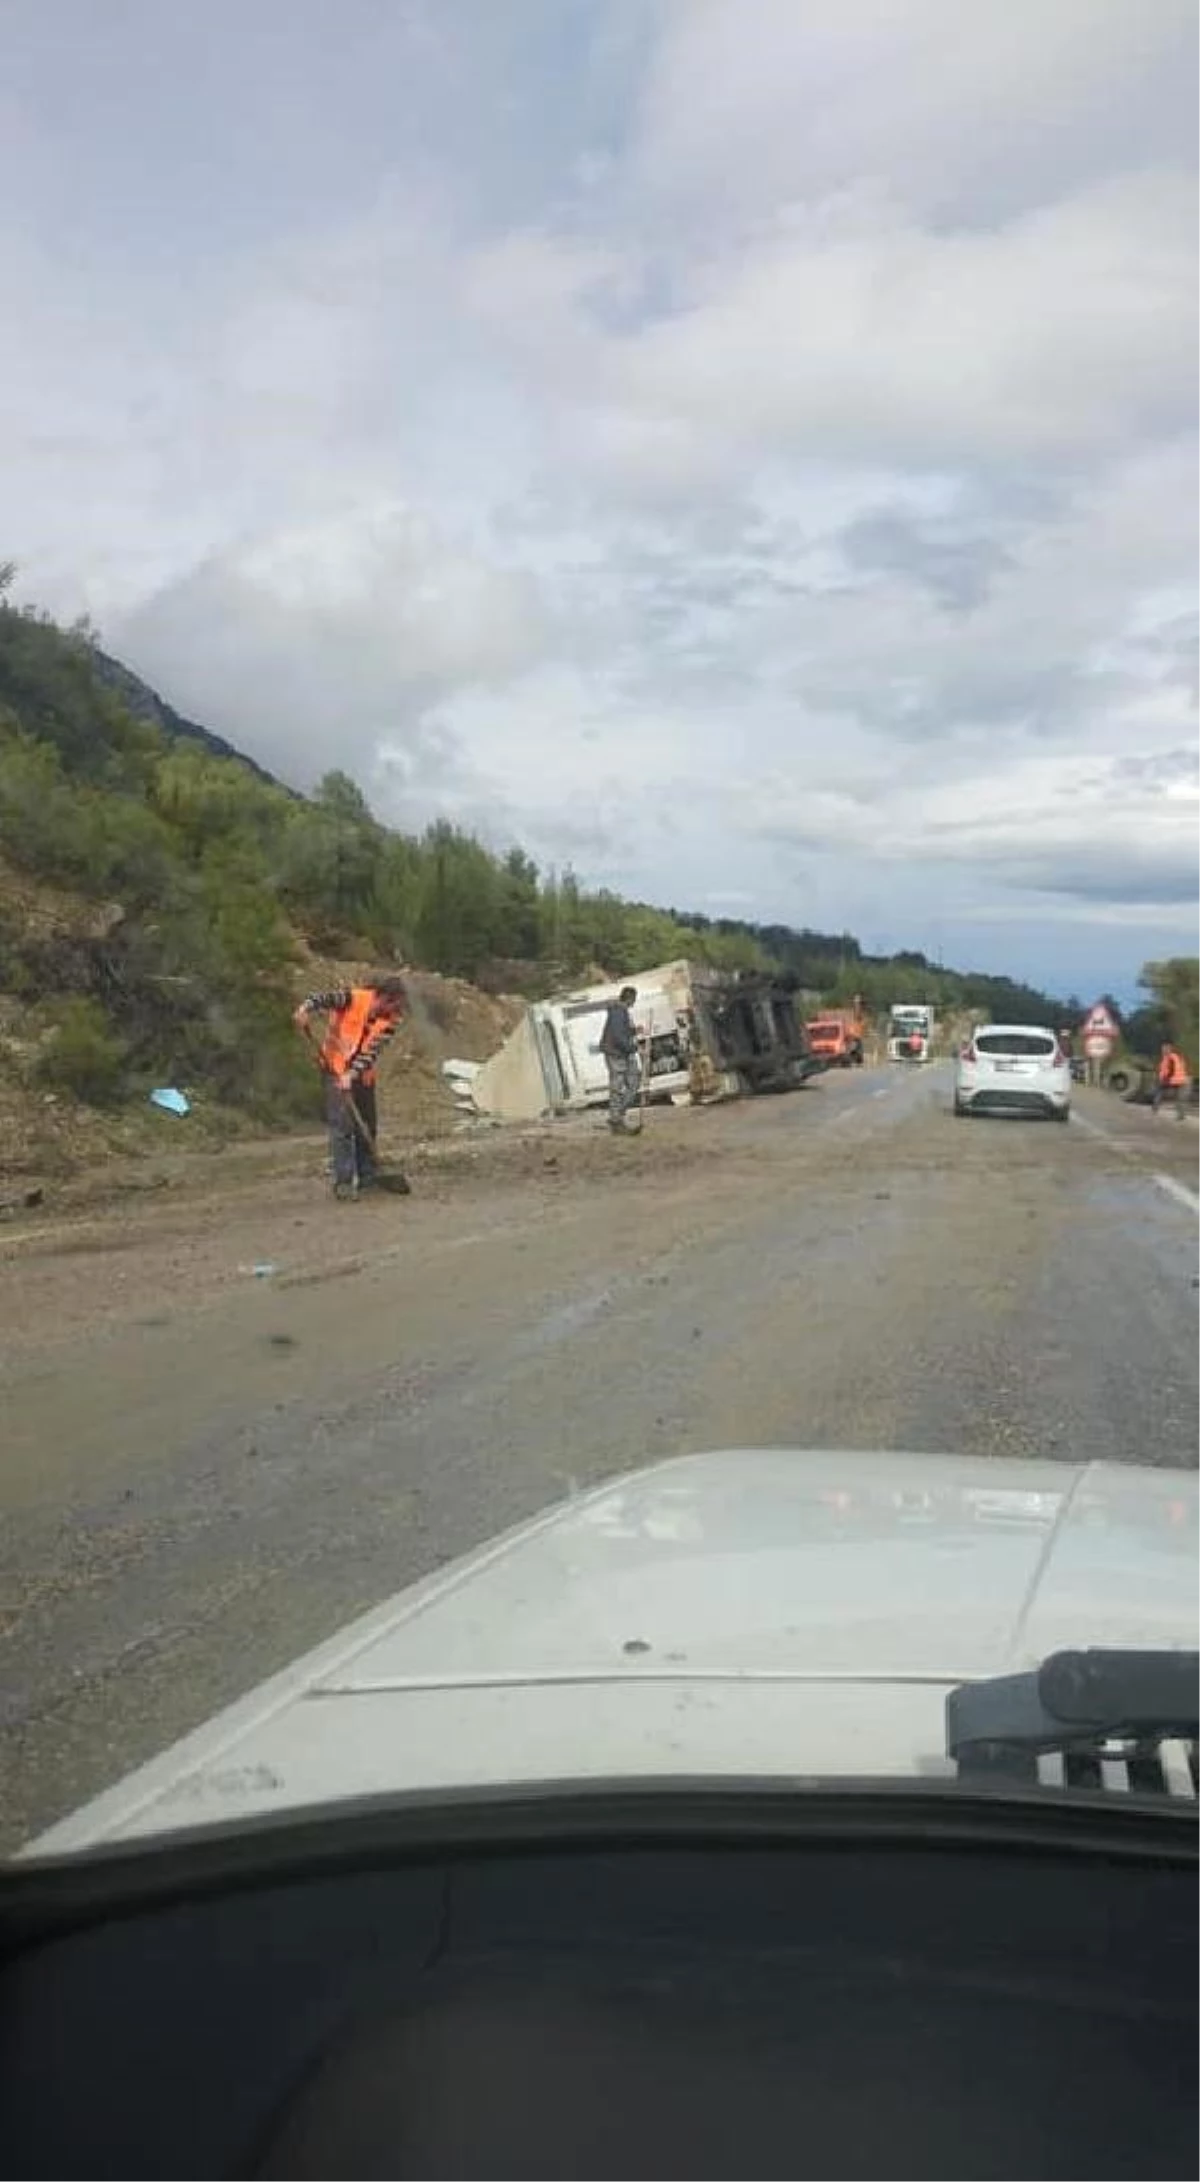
{"left": 1, "top": 1, "right": 1196, "bottom": 1860}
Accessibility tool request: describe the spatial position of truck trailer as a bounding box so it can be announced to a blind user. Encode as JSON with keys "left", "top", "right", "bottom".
{"left": 450, "top": 960, "right": 822, "bottom": 1123}
{"left": 533, "top": 961, "right": 821, "bottom": 1111}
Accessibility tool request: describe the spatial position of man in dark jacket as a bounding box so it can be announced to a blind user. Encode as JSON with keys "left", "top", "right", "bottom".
{"left": 599, "top": 984, "right": 642, "bottom": 1133}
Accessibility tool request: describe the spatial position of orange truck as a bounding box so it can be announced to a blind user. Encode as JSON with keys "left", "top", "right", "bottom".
{"left": 805, "top": 1009, "right": 866, "bottom": 1069}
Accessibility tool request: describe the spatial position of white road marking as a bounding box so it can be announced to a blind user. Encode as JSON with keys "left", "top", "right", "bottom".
{"left": 871, "top": 1087, "right": 889, "bottom": 1098}
{"left": 1069, "top": 1110, "right": 1132, "bottom": 1154}
{"left": 1153, "top": 1174, "right": 1200, "bottom": 1216}
{"left": 1070, "top": 1110, "right": 1116, "bottom": 1138}
{"left": 1070, "top": 1108, "right": 1199, "bottom": 1216}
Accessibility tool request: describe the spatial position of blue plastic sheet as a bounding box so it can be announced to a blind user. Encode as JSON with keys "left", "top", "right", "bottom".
{"left": 149, "top": 1087, "right": 190, "bottom": 1116}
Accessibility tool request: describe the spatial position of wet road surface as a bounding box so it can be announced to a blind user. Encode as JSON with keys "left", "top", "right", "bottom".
{"left": 2, "top": 1063, "right": 1196, "bottom": 1848}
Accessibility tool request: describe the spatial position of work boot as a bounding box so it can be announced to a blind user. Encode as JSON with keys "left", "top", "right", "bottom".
{"left": 333, "top": 1180, "right": 358, "bottom": 1202}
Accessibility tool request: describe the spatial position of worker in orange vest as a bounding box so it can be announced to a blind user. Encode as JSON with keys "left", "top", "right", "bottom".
{"left": 294, "top": 976, "right": 409, "bottom": 1197}
{"left": 1152, "top": 1041, "right": 1192, "bottom": 1122}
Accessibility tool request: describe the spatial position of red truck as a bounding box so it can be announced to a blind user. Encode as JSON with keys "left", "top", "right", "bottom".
{"left": 805, "top": 1011, "right": 866, "bottom": 1069}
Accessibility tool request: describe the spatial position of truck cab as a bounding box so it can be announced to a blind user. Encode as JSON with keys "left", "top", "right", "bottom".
{"left": 887, "top": 1005, "right": 934, "bottom": 1063}
{"left": 806, "top": 1013, "right": 865, "bottom": 1069}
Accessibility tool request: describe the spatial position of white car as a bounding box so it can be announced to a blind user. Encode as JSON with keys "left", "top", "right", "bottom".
{"left": 955, "top": 1022, "right": 1071, "bottom": 1121}
{"left": 25, "top": 1447, "right": 1196, "bottom": 1851}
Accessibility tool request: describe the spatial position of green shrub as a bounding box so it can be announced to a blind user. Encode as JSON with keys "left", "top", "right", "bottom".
{"left": 36, "top": 997, "right": 127, "bottom": 1106}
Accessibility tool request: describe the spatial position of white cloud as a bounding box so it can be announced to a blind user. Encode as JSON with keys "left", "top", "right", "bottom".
{"left": 631, "top": 0, "right": 1197, "bottom": 226}
{"left": 741, "top": 742, "right": 1198, "bottom": 907}
{"left": 118, "top": 503, "right": 547, "bottom": 789}
{"left": 601, "top": 173, "right": 1194, "bottom": 470}
{"left": 1, "top": 0, "right": 1196, "bottom": 996}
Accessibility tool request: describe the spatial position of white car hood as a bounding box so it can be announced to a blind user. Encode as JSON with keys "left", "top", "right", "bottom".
{"left": 29, "top": 1449, "right": 1198, "bottom": 1854}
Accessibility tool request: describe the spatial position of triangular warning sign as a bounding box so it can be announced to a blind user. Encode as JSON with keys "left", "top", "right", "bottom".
{"left": 1082, "top": 1002, "right": 1118, "bottom": 1036}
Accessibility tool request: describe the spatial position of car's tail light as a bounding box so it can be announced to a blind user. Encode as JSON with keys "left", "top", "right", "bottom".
{"left": 960, "top": 1040, "right": 977, "bottom": 1062}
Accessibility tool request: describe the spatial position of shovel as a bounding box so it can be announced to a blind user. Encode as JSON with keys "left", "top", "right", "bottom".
{"left": 336, "top": 1082, "right": 412, "bottom": 1194}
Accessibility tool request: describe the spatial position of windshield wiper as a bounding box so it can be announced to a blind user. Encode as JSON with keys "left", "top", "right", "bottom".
{"left": 947, "top": 1649, "right": 1199, "bottom": 1765}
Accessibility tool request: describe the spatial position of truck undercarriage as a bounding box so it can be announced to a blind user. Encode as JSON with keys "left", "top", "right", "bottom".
{"left": 690, "top": 972, "right": 819, "bottom": 1095}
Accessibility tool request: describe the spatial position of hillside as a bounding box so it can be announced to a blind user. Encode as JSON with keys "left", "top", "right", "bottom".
{"left": 89, "top": 647, "right": 287, "bottom": 791}
{"left": 0, "top": 584, "right": 1083, "bottom": 1189}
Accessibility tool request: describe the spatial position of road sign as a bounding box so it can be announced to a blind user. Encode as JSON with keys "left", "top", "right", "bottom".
{"left": 1082, "top": 1002, "right": 1118, "bottom": 1038}
{"left": 1084, "top": 1031, "right": 1116, "bottom": 1060}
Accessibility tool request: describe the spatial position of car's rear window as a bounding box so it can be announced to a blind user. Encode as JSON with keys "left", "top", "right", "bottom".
{"left": 976, "top": 1031, "right": 1057, "bottom": 1057}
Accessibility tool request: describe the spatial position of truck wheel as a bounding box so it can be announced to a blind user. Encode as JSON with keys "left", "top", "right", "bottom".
{"left": 1107, "top": 1067, "right": 1131, "bottom": 1095}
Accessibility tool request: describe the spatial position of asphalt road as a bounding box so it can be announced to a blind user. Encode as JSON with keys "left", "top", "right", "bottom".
{"left": 2, "top": 1063, "right": 1196, "bottom": 1850}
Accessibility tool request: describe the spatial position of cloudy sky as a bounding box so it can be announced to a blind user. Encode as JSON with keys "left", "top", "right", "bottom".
{"left": 4, "top": 0, "right": 1196, "bottom": 997}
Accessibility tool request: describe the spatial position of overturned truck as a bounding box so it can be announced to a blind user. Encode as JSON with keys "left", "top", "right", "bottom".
{"left": 449, "top": 960, "right": 819, "bottom": 1124}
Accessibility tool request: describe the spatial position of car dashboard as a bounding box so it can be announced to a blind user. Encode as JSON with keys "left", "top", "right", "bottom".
{"left": 1, "top": 1783, "right": 1195, "bottom": 2180}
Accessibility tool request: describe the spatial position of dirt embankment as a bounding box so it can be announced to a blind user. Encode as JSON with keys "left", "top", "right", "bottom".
{"left": 1, "top": 862, "right": 533, "bottom": 1218}
{"left": 294, "top": 944, "right": 525, "bottom": 1141}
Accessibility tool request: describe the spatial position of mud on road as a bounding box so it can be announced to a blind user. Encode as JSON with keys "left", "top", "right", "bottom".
{"left": 2, "top": 1066, "right": 1196, "bottom": 1848}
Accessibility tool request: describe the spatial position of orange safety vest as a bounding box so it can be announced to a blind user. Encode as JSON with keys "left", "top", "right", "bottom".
{"left": 1159, "top": 1048, "right": 1190, "bottom": 1087}
{"left": 320, "top": 988, "right": 390, "bottom": 1086}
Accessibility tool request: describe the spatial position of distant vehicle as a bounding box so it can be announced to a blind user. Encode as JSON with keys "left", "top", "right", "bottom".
{"left": 887, "top": 1003, "right": 934, "bottom": 1062}
{"left": 955, "top": 1024, "right": 1070, "bottom": 1122}
{"left": 805, "top": 1012, "right": 865, "bottom": 1068}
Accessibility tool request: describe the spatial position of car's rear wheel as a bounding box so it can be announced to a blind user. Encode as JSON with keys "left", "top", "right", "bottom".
{"left": 953, "top": 1098, "right": 970, "bottom": 1117}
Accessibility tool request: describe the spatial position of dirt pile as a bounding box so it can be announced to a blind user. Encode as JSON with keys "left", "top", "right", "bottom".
{"left": 293, "top": 947, "right": 526, "bottom": 1140}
